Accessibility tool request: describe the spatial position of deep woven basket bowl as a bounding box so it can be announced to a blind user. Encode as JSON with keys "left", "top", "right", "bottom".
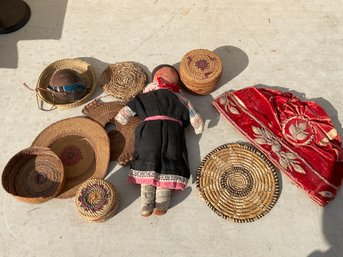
{"left": 31, "top": 117, "right": 110, "bottom": 199}
{"left": 36, "top": 58, "right": 96, "bottom": 109}
{"left": 100, "top": 62, "right": 147, "bottom": 101}
{"left": 180, "top": 49, "right": 223, "bottom": 95}
{"left": 2, "top": 147, "right": 65, "bottom": 204}
{"left": 82, "top": 99, "right": 141, "bottom": 165}
{"left": 75, "top": 178, "right": 120, "bottom": 222}
{"left": 196, "top": 143, "right": 279, "bottom": 223}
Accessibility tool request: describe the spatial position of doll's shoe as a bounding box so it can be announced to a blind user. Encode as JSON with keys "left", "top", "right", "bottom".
{"left": 153, "top": 188, "right": 171, "bottom": 216}
{"left": 140, "top": 185, "right": 156, "bottom": 217}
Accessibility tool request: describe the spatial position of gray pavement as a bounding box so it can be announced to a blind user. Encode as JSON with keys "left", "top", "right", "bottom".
{"left": 1, "top": 0, "right": 343, "bottom": 256}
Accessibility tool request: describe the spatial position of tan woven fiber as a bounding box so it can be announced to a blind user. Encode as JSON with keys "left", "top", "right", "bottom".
{"left": 75, "top": 178, "right": 120, "bottom": 222}
{"left": 180, "top": 49, "right": 223, "bottom": 95}
{"left": 100, "top": 62, "right": 147, "bottom": 100}
{"left": 82, "top": 99, "right": 124, "bottom": 127}
{"left": 2, "top": 147, "right": 65, "bottom": 204}
{"left": 196, "top": 143, "right": 279, "bottom": 223}
{"left": 36, "top": 58, "right": 96, "bottom": 109}
{"left": 31, "top": 117, "right": 110, "bottom": 198}
{"left": 82, "top": 99, "right": 141, "bottom": 165}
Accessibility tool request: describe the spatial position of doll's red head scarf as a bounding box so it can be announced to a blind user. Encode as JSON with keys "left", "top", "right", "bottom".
{"left": 156, "top": 77, "right": 180, "bottom": 93}
{"left": 213, "top": 87, "right": 343, "bottom": 206}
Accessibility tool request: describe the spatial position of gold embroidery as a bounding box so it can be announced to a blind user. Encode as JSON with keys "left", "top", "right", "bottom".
{"left": 253, "top": 126, "right": 306, "bottom": 174}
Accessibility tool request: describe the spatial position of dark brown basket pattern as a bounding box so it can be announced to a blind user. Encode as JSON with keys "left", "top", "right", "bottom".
{"left": 196, "top": 143, "right": 279, "bottom": 223}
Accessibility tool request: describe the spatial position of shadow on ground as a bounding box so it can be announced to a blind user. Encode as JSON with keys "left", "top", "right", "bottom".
{"left": 252, "top": 84, "right": 343, "bottom": 257}
{"left": 213, "top": 45, "right": 249, "bottom": 90}
{"left": 307, "top": 190, "right": 343, "bottom": 257}
{"left": 0, "top": 0, "right": 68, "bottom": 68}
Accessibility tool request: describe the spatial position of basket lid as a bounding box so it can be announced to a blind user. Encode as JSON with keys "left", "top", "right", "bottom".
{"left": 2, "top": 147, "right": 65, "bottom": 204}
{"left": 196, "top": 143, "right": 279, "bottom": 222}
{"left": 100, "top": 62, "right": 147, "bottom": 101}
{"left": 31, "top": 117, "right": 110, "bottom": 198}
{"left": 180, "top": 49, "right": 223, "bottom": 85}
{"left": 36, "top": 58, "right": 96, "bottom": 109}
{"left": 75, "top": 178, "right": 119, "bottom": 222}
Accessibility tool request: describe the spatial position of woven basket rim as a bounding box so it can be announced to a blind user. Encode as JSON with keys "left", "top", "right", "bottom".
{"left": 35, "top": 58, "right": 97, "bottom": 109}
{"left": 2, "top": 146, "right": 65, "bottom": 203}
{"left": 31, "top": 116, "right": 110, "bottom": 198}
{"left": 196, "top": 143, "right": 279, "bottom": 223}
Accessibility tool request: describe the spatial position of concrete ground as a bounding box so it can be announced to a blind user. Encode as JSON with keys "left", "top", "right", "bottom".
{"left": 1, "top": 0, "right": 343, "bottom": 256}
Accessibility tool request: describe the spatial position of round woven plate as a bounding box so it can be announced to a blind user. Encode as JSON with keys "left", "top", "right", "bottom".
{"left": 31, "top": 117, "right": 110, "bottom": 198}
{"left": 196, "top": 143, "right": 279, "bottom": 222}
{"left": 2, "top": 147, "right": 65, "bottom": 204}
{"left": 100, "top": 62, "right": 147, "bottom": 101}
{"left": 75, "top": 178, "right": 120, "bottom": 222}
{"left": 180, "top": 49, "right": 223, "bottom": 95}
{"left": 36, "top": 58, "right": 96, "bottom": 109}
{"left": 82, "top": 99, "right": 141, "bottom": 165}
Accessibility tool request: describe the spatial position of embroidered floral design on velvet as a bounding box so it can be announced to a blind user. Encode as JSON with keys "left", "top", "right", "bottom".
{"left": 218, "top": 95, "right": 239, "bottom": 115}
{"left": 252, "top": 126, "right": 306, "bottom": 174}
{"left": 282, "top": 116, "right": 314, "bottom": 146}
{"left": 194, "top": 59, "right": 209, "bottom": 71}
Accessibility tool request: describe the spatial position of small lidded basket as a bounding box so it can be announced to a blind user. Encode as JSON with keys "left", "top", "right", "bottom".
{"left": 180, "top": 49, "right": 223, "bottom": 95}
{"left": 75, "top": 178, "right": 120, "bottom": 222}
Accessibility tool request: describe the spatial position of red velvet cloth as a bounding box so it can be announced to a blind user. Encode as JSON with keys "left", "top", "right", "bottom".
{"left": 213, "top": 87, "right": 343, "bottom": 206}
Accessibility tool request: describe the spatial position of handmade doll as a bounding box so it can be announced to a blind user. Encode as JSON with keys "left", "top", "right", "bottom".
{"left": 115, "top": 64, "right": 203, "bottom": 216}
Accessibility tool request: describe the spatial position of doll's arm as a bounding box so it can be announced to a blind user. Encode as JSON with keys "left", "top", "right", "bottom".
{"left": 176, "top": 91, "right": 204, "bottom": 134}
{"left": 115, "top": 106, "right": 136, "bottom": 125}
{"left": 190, "top": 113, "right": 204, "bottom": 135}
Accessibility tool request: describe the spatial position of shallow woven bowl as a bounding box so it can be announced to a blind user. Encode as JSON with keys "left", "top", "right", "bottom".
{"left": 36, "top": 58, "right": 96, "bottom": 109}
{"left": 31, "top": 117, "right": 110, "bottom": 198}
{"left": 82, "top": 100, "right": 141, "bottom": 165}
{"left": 2, "top": 147, "right": 65, "bottom": 204}
{"left": 100, "top": 62, "right": 147, "bottom": 101}
{"left": 75, "top": 178, "right": 120, "bottom": 222}
{"left": 196, "top": 143, "right": 279, "bottom": 223}
{"left": 180, "top": 49, "right": 223, "bottom": 95}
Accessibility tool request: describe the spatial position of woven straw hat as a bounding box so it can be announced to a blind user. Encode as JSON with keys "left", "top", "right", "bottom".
{"left": 180, "top": 49, "right": 223, "bottom": 95}
{"left": 100, "top": 62, "right": 147, "bottom": 100}
{"left": 31, "top": 117, "right": 110, "bottom": 198}
{"left": 36, "top": 58, "right": 96, "bottom": 109}
{"left": 82, "top": 99, "right": 141, "bottom": 165}
{"left": 2, "top": 147, "right": 65, "bottom": 204}
{"left": 197, "top": 143, "right": 279, "bottom": 222}
{"left": 75, "top": 178, "right": 120, "bottom": 222}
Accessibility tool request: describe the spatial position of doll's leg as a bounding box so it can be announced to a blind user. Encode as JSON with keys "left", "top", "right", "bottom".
{"left": 153, "top": 187, "right": 171, "bottom": 216}
{"left": 140, "top": 184, "right": 156, "bottom": 217}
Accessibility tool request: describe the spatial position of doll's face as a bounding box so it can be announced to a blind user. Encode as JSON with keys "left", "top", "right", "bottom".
{"left": 153, "top": 67, "right": 179, "bottom": 84}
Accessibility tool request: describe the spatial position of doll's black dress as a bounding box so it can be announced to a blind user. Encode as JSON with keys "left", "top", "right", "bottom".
{"left": 126, "top": 89, "right": 190, "bottom": 189}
